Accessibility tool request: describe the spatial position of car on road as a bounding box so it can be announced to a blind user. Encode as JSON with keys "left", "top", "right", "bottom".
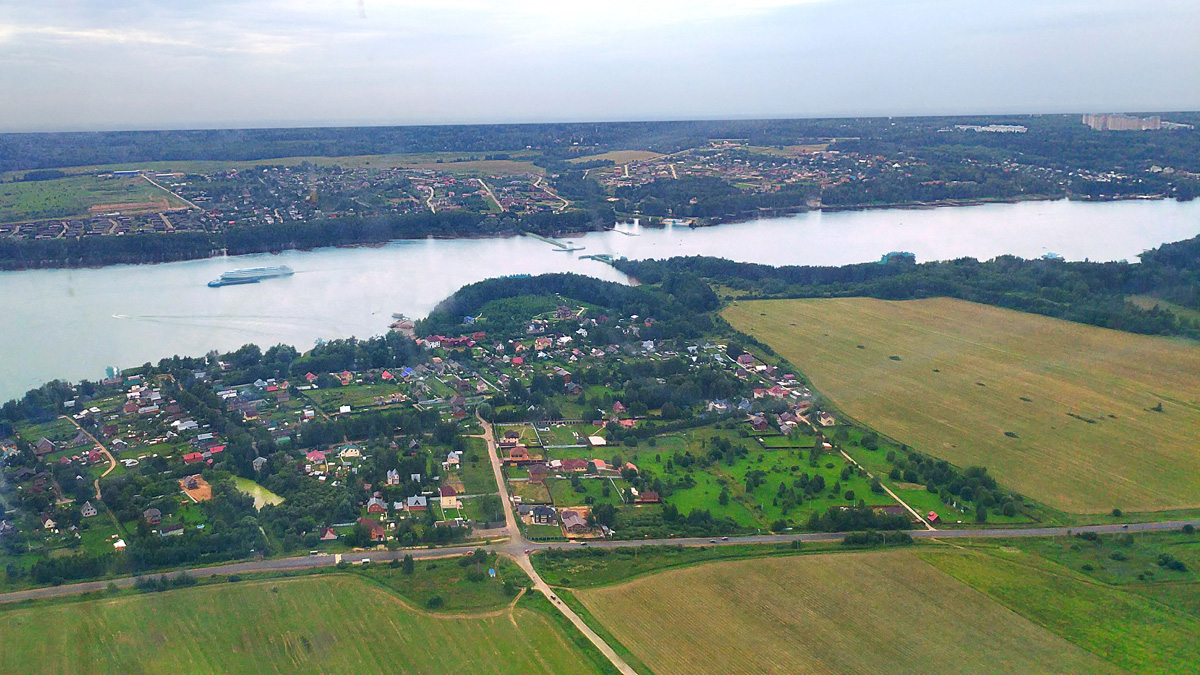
{"left": 709, "top": 539, "right": 717, "bottom": 543}
{"left": 721, "top": 537, "right": 729, "bottom": 541}
{"left": 524, "top": 549, "right": 530, "bottom": 554}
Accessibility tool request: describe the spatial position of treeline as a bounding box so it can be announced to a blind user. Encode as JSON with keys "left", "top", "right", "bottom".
{"left": 416, "top": 272, "right": 719, "bottom": 339}
{"left": 8, "top": 114, "right": 1196, "bottom": 175}
{"left": 615, "top": 234, "right": 1200, "bottom": 339}
{"left": 0, "top": 209, "right": 605, "bottom": 271}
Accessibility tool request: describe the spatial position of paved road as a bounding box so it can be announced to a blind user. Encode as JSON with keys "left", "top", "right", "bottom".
{"left": 471, "top": 411, "right": 638, "bottom": 674}
{"left": 6, "top": 518, "right": 1193, "bottom": 608}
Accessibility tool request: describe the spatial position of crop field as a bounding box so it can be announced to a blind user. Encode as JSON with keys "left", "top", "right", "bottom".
{"left": 723, "top": 297, "right": 1200, "bottom": 513}
{"left": 577, "top": 551, "right": 1117, "bottom": 674}
{"left": 0, "top": 574, "right": 604, "bottom": 674}
{"left": 0, "top": 175, "right": 185, "bottom": 223}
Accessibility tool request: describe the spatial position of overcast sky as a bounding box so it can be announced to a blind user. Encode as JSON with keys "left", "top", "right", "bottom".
{"left": 1, "top": 0, "right": 1197, "bottom": 132}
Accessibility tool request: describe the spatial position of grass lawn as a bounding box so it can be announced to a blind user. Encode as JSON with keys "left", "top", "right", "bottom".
{"left": 459, "top": 442, "right": 499, "bottom": 495}
{"left": 232, "top": 477, "right": 284, "bottom": 510}
{"left": 546, "top": 476, "right": 629, "bottom": 508}
{"left": 509, "top": 479, "right": 553, "bottom": 504}
{"left": 724, "top": 297, "right": 1200, "bottom": 514}
{"left": 304, "top": 383, "right": 404, "bottom": 412}
{"left": 539, "top": 424, "right": 586, "bottom": 447}
{"left": 577, "top": 550, "right": 1118, "bottom": 675}
{"left": 359, "top": 552, "right": 523, "bottom": 611}
{"left": 0, "top": 573, "right": 606, "bottom": 674}
{"left": 15, "top": 417, "right": 78, "bottom": 445}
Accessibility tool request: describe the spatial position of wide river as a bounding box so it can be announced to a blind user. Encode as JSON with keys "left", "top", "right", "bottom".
{"left": 2, "top": 198, "right": 1198, "bottom": 402}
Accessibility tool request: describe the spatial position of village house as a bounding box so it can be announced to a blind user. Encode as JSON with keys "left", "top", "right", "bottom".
{"left": 366, "top": 496, "right": 388, "bottom": 514}
{"left": 143, "top": 508, "right": 162, "bottom": 526}
{"left": 561, "top": 510, "right": 589, "bottom": 534}
{"left": 406, "top": 495, "right": 428, "bottom": 512}
{"left": 532, "top": 505, "right": 557, "bottom": 524}
{"left": 528, "top": 464, "right": 550, "bottom": 484}
{"left": 439, "top": 485, "right": 460, "bottom": 509}
{"left": 320, "top": 527, "right": 339, "bottom": 540}
{"left": 357, "top": 517, "right": 386, "bottom": 542}
{"left": 81, "top": 501, "right": 97, "bottom": 517}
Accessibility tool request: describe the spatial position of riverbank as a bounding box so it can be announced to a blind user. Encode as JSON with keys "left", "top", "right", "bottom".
{"left": 2, "top": 197, "right": 1198, "bottom": 402}
{"left": 1, "top": 193, "right": 1190, "bottom": 272}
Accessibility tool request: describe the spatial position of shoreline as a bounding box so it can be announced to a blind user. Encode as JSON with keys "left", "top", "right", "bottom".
{"left": 0, "top": 193, "right": 1185, "bottom": 273}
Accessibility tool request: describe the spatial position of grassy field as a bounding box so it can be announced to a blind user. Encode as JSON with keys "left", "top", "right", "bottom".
{"left": 0, "top": 152, "right": 544, "bottom": 182}
{"left": 576, "top": 551, "right": 1118, "bottom": 675}
{"left": 0, "top": 175, "right": 185, "bottom": 223}
{"left": 921, "top": 542, "right": 1200, "bottom": 673}
{"left": 567, "top": 150, "right": 664, "bottom": 165}
{"left": 1129, "top": 294, "right": 1200, "bottom": 323}
{"left": 0, "top": 574, "right": 605, "bottom": 674}
{"left": 723, "top": 297, "right": 1200, "bottom": 513}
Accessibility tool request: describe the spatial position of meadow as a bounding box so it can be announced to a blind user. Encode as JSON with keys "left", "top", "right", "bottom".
{"left": 0, "top": 175, "right": 185, "bottom": 223}
{"left": 632, "top": 425, "right": 892, "bottom": 530}
{"left": 0, "top": 151, "right": 544, "bottom": 182}
{"left": 723, "top": 297, "right": 1200, "bottom": 514}
{"left": 575, "top": 550, "right": 1118, "bottom": 675}
{"left": 566, "top": 150, "right": 664, "bottom": 165}
{"left": 0, "top": 573, "right": 606, "bottom": 674}
{"left": 921, "top": 539, "right": 1200, "bottom": 673}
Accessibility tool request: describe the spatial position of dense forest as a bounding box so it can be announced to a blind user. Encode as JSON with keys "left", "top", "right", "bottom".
{"left": 3, "top": 113, "right": 1198, "bottom": 173}
{"left": 416, "top": 272, "right": 719, "bottom": 341}
{"left": 615, "top": 234, "right": 1200, "bottom": 340}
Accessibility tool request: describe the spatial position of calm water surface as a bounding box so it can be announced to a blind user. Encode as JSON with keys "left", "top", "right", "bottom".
{"left": 2, "top": 198, "right": 1197, "bottom": 401}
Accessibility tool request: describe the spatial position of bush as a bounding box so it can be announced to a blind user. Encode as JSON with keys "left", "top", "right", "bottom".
{"left": 842, "top": 530, "right": 913, "bottom": 547}
{"left": 426, "top": 595, "right": 444, "bottom": 609}
{"left": 770, "top": 519, "right": 788, "bottom": 532}
{"left": 1111, "top": 508, "right": 1123, "bottom": 517}
{"left": 1183, "top": 524, "right": 1195, "bottom": 534}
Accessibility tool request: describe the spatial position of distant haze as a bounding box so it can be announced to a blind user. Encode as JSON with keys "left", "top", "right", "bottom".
{"left": 1, "top": 0, "right": 1198, "bottom": 132}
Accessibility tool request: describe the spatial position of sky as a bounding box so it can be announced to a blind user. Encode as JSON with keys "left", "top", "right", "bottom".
{"left": 0, "top": 0, "right": 1197, "bottom": 132}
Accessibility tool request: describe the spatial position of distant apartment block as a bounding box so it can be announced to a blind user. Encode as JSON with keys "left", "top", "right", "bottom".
{"left": 1082, "top": 113, "right": 1194, "bottom": 131}
{"left": 953, "top": 124, "right": 1027, "bottom": 133}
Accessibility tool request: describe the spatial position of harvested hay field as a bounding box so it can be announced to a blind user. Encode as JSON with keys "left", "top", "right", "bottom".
{"left": 0, "top": 575, "right": 602, "bottom": 674}
{"left": 723, "top": 297, "right": 1200, "bottom": 513}
{"left": 576, "top": 551, "right": 1118, "bottom": 675}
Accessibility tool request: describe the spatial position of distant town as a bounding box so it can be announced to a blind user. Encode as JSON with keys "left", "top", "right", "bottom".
{"left": 1, "top": 114, "right": 1197, "bottom": 253}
